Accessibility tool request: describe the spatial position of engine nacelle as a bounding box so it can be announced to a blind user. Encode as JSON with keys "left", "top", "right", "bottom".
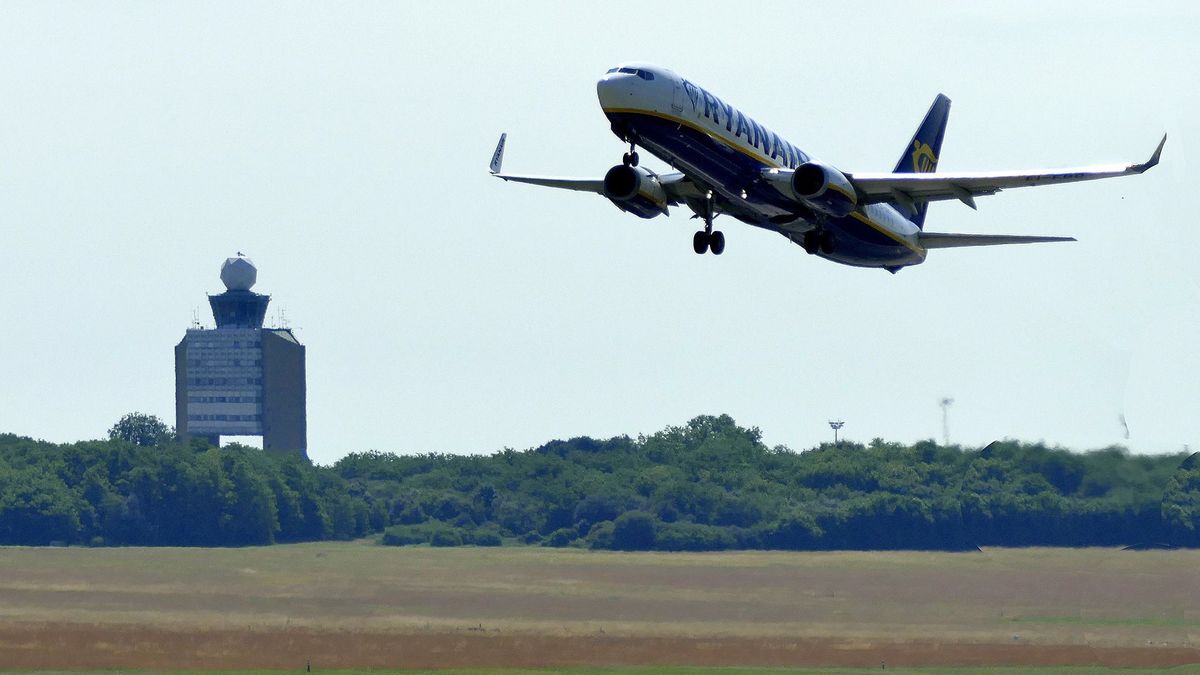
{"left": 790, "top": 162, "right": 858, "bottom": 218}
{"left": 603, "top": 165, "right": 668, "bottom": 219}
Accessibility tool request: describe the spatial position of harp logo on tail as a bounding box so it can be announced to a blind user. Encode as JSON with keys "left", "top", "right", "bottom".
{"left": 912, "top": 140, "right": 938, "bottom": 173}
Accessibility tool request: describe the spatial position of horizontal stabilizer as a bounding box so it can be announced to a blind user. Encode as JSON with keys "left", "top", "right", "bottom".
{"left": 919, "top": 232, "right": 1076, "bottom": 249}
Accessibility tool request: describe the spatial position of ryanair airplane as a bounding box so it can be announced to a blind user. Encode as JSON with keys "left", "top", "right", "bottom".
{"left": 491, "top": 63, "right": 1165, "bottom": 272}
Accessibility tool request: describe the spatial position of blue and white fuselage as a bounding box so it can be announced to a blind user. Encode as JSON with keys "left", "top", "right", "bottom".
{"left": 492, "top": 63, "right": 1163, "bottom": 271}
{"left": 597, "top": 64, "right": 924, "bottom": 268}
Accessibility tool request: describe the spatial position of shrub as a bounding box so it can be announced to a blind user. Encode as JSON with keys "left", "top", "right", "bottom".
{"left": 611, "top": 511, "right": 657, "bottom": 550}
{"left": 430, "top": 529, "right": 463, "bottom": 547}
{"left": 586, "top": 521, "right": 616, "bottom": 550}
{"left": 472, "top": 531, "right": 503, "bottom": 546}
{"left": 381, "top": 524, "right": 430, "bottom": 546}
{"left": 467, "top": 524, "right": 504, "bottom": 547}
{"left": 573, "top": 494, "right": 628, "bottom": 530}
{"left": 542, "top": 527, "right": 577, "bottom": 547}
{"left": 654, "top": 522, "right": 736, "bottom": 551}
{"left": 394, "top": 504, "right": 426, "bottom": 525}
{"left": 760, "top": 511, "right": 824, "bottom": 550}
{"left": 381, "top": 522, "right": 460, "bottom": 546}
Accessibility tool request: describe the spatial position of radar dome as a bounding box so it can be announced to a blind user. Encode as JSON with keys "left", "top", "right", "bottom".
{"left": 220, "top": 256, "right": 257, "bottom": 291}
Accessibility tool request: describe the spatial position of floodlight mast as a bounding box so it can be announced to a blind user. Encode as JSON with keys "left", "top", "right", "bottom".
{"left": 940, "top": 397, "right": 955, "bottom": 446}
{"left": 828, "top": 420, "right": 845, "bottom": 445}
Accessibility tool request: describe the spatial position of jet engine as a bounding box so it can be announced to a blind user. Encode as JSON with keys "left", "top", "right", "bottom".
{"left": 790, "top": 162, "right": 858, "bottom": 217}
{"left": 603, "top": 165, "right": 669, "bottom": 219}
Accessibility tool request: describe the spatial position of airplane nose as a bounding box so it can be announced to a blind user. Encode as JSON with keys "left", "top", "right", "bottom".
{"left": 596, "top": 73, "right": 638, "bottom": 109}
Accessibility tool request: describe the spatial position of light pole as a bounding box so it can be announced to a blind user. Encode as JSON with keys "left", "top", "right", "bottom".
{"left": 828, "top": 420, "right": 845, "bottom": 446}
{"left": 940, "top": 398, "right": 954, "bottom": 446}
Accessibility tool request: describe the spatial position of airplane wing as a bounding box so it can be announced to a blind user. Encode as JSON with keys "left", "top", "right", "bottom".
{"left": 493, "top": 174, "right": 606, "bottom": 192}
{"left": 847, "top": 134, "right": 1166, "bottom": 210}
{"left": 489, "top": 133, "right": 605, "bottom": 192}
{"left": 919, "top": 232, "right": 1076, "bottom": 249}
{"left": 488, "top": 133, "right": 699, "bottom": 204}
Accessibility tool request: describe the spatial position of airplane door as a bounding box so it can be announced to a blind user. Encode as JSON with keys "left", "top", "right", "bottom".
{"left": 671, "top": 84, "right": 685, "bottom": 114}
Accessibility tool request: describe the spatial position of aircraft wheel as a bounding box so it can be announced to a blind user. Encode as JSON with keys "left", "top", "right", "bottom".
{"left": 709, "top": 231, "right": 725, "bottom": 255}
{"left": 622, "top": 153, "right": 632, "bottom": 166}
{"left": 819, "top": 230, "right": 836, "bottom": 254}
{"left": 629, "top": 151, "right": 639, "bottom": 167}
{"left": 693, "top": 231, "right": 710, "bottom": 255}
{"left": 802, "top": 231, "right": 820, "bottom": 254}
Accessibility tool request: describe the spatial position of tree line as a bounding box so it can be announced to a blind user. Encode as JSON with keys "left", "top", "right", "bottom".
{"left": 0, "top": 414, "right": 1196, "bottom": 549}
{"left": 0, "top": 416, "right": 377, "bottom": 546}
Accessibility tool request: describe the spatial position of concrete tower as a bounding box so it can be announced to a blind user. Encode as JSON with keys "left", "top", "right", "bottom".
{"left": 175, "top": 256, "right": 307, "bottom": 458}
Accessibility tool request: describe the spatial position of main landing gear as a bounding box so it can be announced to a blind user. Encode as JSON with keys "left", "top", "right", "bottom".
{"left": 694, "top": 229, "right": 724, "bottom": 255}
{"left": 801, "top": 228, "right": 835, "bottom": 255}
{"left": 693, "top": 190, "right": 724, "bottom": 255}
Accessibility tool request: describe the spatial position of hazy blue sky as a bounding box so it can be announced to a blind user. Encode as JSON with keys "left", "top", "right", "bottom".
{"left": 1, "top": 2, "right": 1196, "bottom": 464}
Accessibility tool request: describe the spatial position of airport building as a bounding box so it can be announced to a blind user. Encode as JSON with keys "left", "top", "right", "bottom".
{"left": 175, "top": 256, "right": 307, "bottom": 459}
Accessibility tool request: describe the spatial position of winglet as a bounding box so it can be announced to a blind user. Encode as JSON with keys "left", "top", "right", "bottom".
{"left": 489, "top": 133, "right": 507, "bottom": 174}
{"left": 1136, "top": 133, "right": 1167, "bottom": 173}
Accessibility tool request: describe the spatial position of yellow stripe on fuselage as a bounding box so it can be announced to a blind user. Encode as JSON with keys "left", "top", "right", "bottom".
{"left": 602, "top": 106, "right": 787, "bottom": 169}
{"left": 851, "top": 211, "right": 924, "bottom": 256}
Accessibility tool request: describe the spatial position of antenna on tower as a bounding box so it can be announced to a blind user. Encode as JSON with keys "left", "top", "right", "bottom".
{"left": 940, "top": 397, "right": 955, "bottom": 446}
{"left": 191, "top": 307, "right": 201, "bottom": 329}
{"left": 828, "top": 420, "right": 845, "bottom": 446}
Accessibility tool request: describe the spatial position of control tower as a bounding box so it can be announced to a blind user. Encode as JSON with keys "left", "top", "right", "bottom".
{"left": 175, "top": 256, "right": 307, "bottom": 458}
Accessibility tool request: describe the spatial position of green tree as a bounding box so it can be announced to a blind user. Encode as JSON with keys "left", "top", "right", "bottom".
{"left": 0, "top": 467, "right": 82, "bottom": 544}
{"left": 108, "top": 413, "right": 174, "bottom": 447}
{"left": 612, "top": 511, "right": 657, "bottom": 550}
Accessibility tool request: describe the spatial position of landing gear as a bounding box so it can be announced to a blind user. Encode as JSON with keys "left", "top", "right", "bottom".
{"left": 622, "top": 142, "right": 639, "bottom": 167}
{"left": 820, "top": 230, "right": 835, "bottom": 254}
{"left": 692, "top": 190, "right": 724, "bottom": 255}
{"left": 692, "top": 230, "right": 725, "bottom": 255}
{"left": 801, "top": 229, "right": 836, "bottom": 255}
{"left": 802, "top": 230, "right": 820, "bottom": 255}
{"left": 709, "top": 230, "right": 725, "bottom": 255}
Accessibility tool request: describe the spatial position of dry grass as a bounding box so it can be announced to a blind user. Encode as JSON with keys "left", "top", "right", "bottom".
{"left": 0, "top": 543, "right": 1197, "bottom": 669}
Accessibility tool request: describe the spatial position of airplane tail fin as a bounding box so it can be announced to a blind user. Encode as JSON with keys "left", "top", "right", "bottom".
{"left": 890, "top": 94, "right": 951, "bottom": 230}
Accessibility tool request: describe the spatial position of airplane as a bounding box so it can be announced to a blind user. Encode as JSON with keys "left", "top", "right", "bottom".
{"left": 490, "top": 63, "right": 1165, "bottom": 272}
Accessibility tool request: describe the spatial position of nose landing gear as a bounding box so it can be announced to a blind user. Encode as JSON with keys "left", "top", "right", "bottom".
{"left": 622, "top": 142, "right": 639, "bottom": 167}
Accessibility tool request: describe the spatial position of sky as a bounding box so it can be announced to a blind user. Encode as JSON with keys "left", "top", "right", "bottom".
{"left": 1, "top": 2, "right": 1197, "bottom": 464}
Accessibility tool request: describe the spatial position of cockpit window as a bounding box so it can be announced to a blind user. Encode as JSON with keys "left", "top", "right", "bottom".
{"left": 611, "top": 67, "right": 655, "bottom": 80}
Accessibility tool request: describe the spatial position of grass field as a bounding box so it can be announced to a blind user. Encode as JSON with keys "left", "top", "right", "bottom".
{"left": 14, "top": 662, "right": 1200, "bottom": 667}
{"left": 0, "top": 542, "right": 1198, "bottom": 669}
